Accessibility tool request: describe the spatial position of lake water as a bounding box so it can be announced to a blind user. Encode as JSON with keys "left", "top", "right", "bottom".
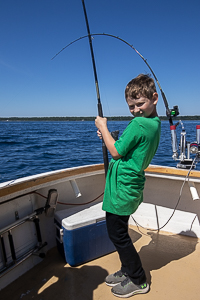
{"left": 0, "top": 120, "right": 200, "bottom": 183}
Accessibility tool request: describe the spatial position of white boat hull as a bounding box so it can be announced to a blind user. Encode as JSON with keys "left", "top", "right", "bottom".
{"left": 0, "top": 164, "right": 199, "bottom": 290}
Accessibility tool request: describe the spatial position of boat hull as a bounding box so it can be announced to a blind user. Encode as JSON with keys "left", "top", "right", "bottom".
{"left": 0, "top": 164, "right": 200, "bottom": 290}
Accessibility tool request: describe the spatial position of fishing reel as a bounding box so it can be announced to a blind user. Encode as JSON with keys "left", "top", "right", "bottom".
{"left": 170, "top": 118, "right": 200, "bottom": 169}
{"left": 167, "top": 105, "right": 180, "bottom": 119}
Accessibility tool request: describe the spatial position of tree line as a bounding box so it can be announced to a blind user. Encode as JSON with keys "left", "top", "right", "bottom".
{"left": 0, "top": 116, "right": 200, "bottom": 122}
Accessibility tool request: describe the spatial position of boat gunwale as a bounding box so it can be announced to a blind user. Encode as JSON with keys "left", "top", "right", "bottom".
{"left": 1, "top": 164, "right": 200, "bottom": 201}
{"left": 0, "top": 164, "right": 104, "bottom": 201}
{"left": 146, "top": 164, "right": 200, "bottom": 178}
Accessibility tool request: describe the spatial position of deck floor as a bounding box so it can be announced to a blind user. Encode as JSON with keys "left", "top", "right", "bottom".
{"left": 0, "top": 226, "right": 200, "bottom": 300}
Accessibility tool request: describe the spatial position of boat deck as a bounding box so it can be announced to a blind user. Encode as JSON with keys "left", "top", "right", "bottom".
{"left": 1, "top": 225, "right": 199, "bottom": 300}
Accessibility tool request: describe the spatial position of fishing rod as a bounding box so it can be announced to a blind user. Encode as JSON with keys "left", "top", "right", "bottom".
{"left": 52, "top": 32, "right": 178, "bottom": 125}
{"left": 80, "top": 0, "right": 109, "bottom": 177}
{"left": 52, "top": 32, "right": 200, "bottom": 169}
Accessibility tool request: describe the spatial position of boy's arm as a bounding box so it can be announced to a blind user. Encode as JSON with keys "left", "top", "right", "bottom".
{"left": 95, "top": 116, "right": 122, "bottom": 160}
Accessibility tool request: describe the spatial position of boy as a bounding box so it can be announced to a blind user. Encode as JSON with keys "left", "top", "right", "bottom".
{"left": 95, "top": 74, "right": 161, "bottom": 298}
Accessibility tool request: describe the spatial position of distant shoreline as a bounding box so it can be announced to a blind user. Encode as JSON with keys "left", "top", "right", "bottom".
{"left": 0, "top": 116, "right": 200, "bottom": 122}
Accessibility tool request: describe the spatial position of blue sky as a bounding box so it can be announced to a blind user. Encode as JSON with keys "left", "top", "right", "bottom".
{"left": 0, "top": 0, "right": 199, "bottom": 117}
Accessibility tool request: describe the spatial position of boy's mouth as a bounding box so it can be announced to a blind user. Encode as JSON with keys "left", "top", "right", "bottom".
{"left": 134, "top": 112, "right": 144, "bottom": 117}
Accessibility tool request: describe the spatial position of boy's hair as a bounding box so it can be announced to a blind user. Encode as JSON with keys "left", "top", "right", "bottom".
{"left": 125, "top": 74, "right": 157, "bottom": 100}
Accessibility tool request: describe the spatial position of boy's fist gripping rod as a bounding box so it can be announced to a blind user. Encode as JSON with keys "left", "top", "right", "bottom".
{"left": 81, "top": 0, "right": 109, "bottom": 176}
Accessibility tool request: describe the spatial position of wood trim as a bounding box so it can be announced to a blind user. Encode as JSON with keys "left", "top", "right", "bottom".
{"left": 145, "top": 165, "right": 200, "bottom": 178}
{"left": 1, "top": 163, "right": 200, "bottom": 199}
{"left": 0, "top": 164, "right": 105, "bottom": 198}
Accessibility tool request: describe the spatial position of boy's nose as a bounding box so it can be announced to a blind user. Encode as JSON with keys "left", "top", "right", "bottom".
{"left": 134, "top": 106, "right": 140, "bottom": 113}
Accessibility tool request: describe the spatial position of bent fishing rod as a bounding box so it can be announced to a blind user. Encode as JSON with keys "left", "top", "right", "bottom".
{"left": 52, "top": 11, "right": 200, "bottom": 169}
{"left": 51, "top": 31, "right": 181, "bottom": 167}
{"left": 52, "top": 32, "right": 179, "bottom": 126}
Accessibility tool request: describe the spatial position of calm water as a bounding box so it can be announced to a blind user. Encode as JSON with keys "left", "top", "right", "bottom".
{"left": 0, "top": 120, "right": 200, "bottom": 183}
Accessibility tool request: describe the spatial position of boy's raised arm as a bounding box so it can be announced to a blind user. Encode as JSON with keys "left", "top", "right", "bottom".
{"left": 95, "top": 116, "right": 122, "bottom": 160}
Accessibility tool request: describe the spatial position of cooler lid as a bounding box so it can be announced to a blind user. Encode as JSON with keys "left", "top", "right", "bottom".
{"left": 60, "top": 202, "right": 105, "bottom": 230}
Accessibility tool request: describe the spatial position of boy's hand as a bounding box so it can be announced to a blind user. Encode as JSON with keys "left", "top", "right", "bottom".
{"left": 95, "top": 116, "right": 122, "bottom": 159}
{"left": 97, "top": 129, "right": 102, "bottom": 139}
{"left": 95, "top": 116, "right": 107, "bottom": 130}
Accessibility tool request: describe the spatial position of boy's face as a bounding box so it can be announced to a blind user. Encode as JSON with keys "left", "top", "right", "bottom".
{"left": 126, "top": 93, "right": 158, "bottom": 118}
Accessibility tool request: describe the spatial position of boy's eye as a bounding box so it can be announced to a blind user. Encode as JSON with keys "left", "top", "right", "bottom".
{"left": 137, "top": 102, "right": 144, "bottom": 107}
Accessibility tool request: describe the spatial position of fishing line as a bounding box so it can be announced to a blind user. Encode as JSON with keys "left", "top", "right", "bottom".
{"left": 131, "top": 155, "right": 198, "bottom": 232}
{"left": 52, "top": 32, "right": 174, "bottom": 124}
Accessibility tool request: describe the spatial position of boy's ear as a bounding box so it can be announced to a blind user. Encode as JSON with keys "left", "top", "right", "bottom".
{"left": 152, "top": 92, "right": 158, "bottom": 104}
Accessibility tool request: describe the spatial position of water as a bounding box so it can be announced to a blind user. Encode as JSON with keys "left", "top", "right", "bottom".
{"left": 0, "top": 120, "right": 200, "bottom": 184}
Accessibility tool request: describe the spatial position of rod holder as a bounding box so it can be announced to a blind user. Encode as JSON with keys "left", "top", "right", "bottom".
{"left": 188, "top": 181, "right": 199, "bottom": 201}
{"left": 70, "top": 180, "right": 82, "bottom": 198}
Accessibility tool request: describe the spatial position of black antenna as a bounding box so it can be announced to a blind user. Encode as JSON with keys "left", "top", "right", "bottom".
{"left": 81, "top": 0, "right": 109, "bottom": 176}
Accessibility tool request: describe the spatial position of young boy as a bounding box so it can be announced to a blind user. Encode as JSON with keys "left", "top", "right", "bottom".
{"left": 95, "top": 74, "right": 161, "bottom": 298}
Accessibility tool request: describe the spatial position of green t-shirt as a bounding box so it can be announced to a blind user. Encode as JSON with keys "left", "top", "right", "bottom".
{"left": 102, "top": 116, "right": 161, "bottom": 215}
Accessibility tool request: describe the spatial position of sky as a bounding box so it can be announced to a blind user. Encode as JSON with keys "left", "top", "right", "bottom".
{"left": 0, "top": 0, "right": 200, "bottom": 117}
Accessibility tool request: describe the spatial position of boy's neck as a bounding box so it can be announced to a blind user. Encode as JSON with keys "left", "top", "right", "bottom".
{"left": 149, "top": 111, "right": 158, "bottom": 118}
